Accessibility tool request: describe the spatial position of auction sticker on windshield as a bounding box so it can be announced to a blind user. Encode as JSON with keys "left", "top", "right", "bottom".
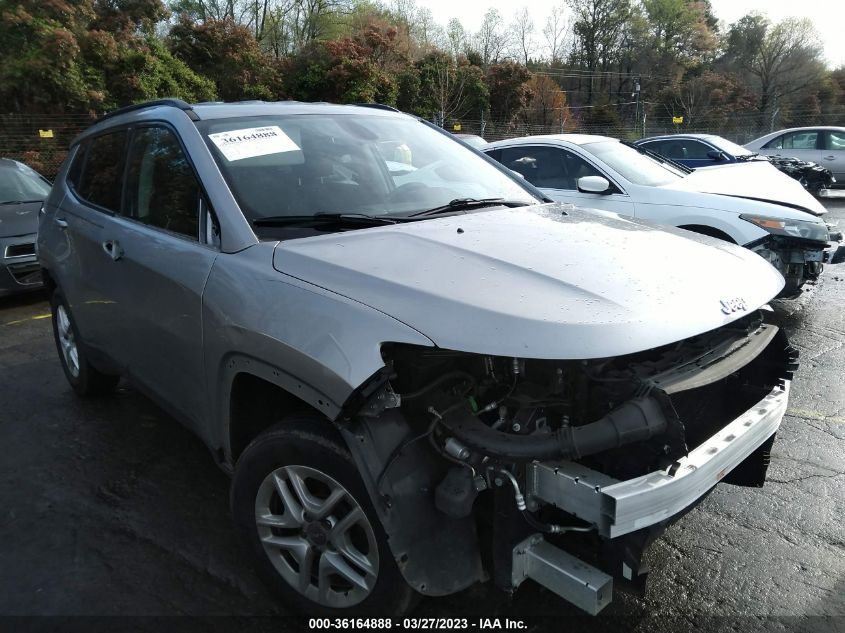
{"left": 208, "top": 126, "right": 299, "bottom": 161}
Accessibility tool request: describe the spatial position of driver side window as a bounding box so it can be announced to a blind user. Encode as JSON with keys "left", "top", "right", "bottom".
{"left": 124, "top": 126, "right": 201, "bottom": 240}
{"left": 500, "top": 145, "right": 601, "bottom": 190}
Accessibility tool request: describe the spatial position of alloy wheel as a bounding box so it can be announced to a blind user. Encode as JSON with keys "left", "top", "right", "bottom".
{"left": 254, "top": 464, "right": 380, "bottom": 608}
{"left": 56, "top": 304, "right": 80, "bottom": 378}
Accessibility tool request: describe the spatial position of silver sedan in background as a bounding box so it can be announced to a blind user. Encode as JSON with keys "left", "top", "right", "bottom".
{"left": 745, "top": 126, "right": 845, "bottom": 186}
{"left": 0, "top": 159, "right": 51, "bottom": 296}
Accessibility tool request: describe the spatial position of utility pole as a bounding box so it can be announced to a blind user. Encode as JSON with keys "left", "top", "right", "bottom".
{"left": 633, "top": 77, "right": 641, "bottom": 138}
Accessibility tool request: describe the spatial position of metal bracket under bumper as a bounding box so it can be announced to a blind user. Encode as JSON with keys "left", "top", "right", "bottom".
{"left": 512, "top": 534, "right": 613, "bottom": 615}
{"left": 527, "top": 383, "right": 790, "bottom": 539}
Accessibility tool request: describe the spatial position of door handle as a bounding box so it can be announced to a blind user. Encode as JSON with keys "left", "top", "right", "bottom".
{"left": 101, "top": 240, "right": 123, "bottom": 261}
{"left": 55, "top": 218, "right": 68, "bottom": 229}
{"left": 824, "top": 155, "right": 835, "bottom": 160}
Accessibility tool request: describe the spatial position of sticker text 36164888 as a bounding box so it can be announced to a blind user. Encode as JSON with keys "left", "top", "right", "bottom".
{"left": 208, "top": 126, "right": 300, "bottom": 161}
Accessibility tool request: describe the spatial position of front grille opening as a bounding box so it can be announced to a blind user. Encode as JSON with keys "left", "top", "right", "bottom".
{"left": 669, "top": 329, "right": 791, "bottom": 450}
{"left": 5, "top": 243, "right": 36, "bottom": 258}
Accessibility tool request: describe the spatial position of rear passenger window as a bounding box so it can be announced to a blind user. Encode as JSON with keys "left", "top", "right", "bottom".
{"left": 76, "top": 131, "right": 127, "bottom": 212}
{"left": 66, "top": 143, "right": 87, "bottom": 190}
{"left": 124, "top": 126, "right": 200, "bottom": 240}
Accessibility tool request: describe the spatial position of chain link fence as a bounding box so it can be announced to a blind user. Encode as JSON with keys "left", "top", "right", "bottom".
{"left": 2, "top": 109, "right": 842, "bottom": 179}
{"left": 448, "top": 111, "right": 844, "bottom": 145}
{"left": 0, "top": 114, "right": 97, "bottom": 180}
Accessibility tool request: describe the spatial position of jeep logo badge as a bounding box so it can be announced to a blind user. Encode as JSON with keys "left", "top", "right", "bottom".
{"left": 720, "top": 297, "right": 747, "bottom": 314}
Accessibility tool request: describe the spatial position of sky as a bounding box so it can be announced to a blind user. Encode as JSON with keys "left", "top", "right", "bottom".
{"left": 417, "top": 0, "right": 845, "bottom": 68}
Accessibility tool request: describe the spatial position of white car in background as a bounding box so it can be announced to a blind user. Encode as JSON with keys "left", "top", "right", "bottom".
{"left": 483, "top": 135, "right": 840, "bottom": 297}
{"left": 745, "top": 126, "right": 845, "bottom": 185}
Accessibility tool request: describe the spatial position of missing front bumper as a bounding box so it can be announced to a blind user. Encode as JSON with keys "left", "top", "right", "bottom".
{"left": 526, "top": 382, "right": 790, "bottom": 539}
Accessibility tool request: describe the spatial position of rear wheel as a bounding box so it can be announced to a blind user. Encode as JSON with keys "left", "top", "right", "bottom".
{"left": 50, "top": 291, "right": 119, "bottom": 396}
{"left": 231, "top": 416, "right": 418, "bottom": 616}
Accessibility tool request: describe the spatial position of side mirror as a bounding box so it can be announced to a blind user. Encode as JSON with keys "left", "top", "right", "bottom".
{"left": 577, "top": 175, "right": 611, "bottom": 194}
{"left": 707, "top": 149, "right": 725, "bottom": 161}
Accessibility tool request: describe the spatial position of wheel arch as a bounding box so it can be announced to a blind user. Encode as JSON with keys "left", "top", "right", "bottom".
{"left": 224, "top": 359, "right": 486, "bottom": 598}
{"left": 223, "top": 357, "right": 341, "bottom": 467}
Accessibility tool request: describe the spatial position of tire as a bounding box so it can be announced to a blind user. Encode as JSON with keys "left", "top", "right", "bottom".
{"left": 232, "top": 416, "right": 418, "bottom": 617}
{"left": 50, "top": 291, "right": 120, "bottom": 396}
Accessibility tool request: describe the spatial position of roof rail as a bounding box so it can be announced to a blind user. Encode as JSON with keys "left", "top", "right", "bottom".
{"left": 349, "top": 103, "right": 400, "bottom": 112}
{"left": 96, "top": 98, "right": 199, "bottom": 123}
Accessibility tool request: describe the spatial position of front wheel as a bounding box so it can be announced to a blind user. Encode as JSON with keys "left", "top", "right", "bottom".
{"left": 231, "top": 416, "right": 418, "bottom": 616}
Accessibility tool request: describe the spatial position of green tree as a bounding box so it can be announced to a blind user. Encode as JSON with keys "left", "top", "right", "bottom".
{"left": 0, "top": 1, "right": 95, "bottom": 112}
{"left": 567, "top": 0, "right": 631, "bottom": 103}
{"left": 725, "top": 13, "right": 825, "bottom": 117}
{"left": 0, "top": 0, "right": 214, "bottom": 113}
{"left": 411, "top": 52, "right": 488, "bottom": 122}
{"left": 641, "top": 0, "right": 716, "bottom": 72}
{"left": 282, "top": 37, "right": 397, "bottom": 104}
{"left": 169, "top": 15, "right": 282, "bottom": 100}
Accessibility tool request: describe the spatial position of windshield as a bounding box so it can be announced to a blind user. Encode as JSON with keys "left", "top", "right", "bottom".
{"left": 0, "top": 162, "right": 51, "bottom": 203}
{"left": 197, "top": 114, "right": 537, "bottom": 226}
{"left": 708, "top": 136, "right": 753, "bottom": 157}
{"left": 581, "top": 141, "right": 684, "bottom": 186}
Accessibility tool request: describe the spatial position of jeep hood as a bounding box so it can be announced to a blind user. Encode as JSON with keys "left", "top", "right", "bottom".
{"left": 272, "top": 205, "right": 784, "bottom": 359}
{"left": 662, "top": 160, "right": 827, "bottom": 217}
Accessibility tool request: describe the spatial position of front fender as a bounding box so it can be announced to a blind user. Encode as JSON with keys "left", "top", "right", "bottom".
{"left": 634, "top": 203, "right": 767, "bottom": 245}
{"left": 201, "top": 245, "right": 434, "bottom": 460}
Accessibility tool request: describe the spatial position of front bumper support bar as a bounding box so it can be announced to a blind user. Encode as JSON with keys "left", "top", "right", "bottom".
{"left": 512, "top": 534, "right": 613, "bottom": 615}
{"left": 527, "top": 383, "right": 790, "bottom": 539}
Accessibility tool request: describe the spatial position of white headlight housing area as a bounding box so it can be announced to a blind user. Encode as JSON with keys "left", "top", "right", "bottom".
{"left": 740, "top": 215, "right": 829, "bottom": 242}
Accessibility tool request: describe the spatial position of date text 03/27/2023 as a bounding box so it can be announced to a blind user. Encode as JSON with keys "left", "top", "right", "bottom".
{"left": 308, "top": 618, "right": 528, "bottom": 630}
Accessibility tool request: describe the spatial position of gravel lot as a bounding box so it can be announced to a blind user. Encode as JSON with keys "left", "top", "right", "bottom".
{"left": 1, "top": 199, "right": 843, "bottom": 632}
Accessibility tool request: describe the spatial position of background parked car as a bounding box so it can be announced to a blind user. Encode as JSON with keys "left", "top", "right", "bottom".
{"left": 636, "top": 133, "right": 835, "bottom": 196}
{"left": 454, "top": 133, "right": 488, "bottom": 148}
{"left": 745, "top": 126, "right": 845, "bottom": 187}
{"left": 0, "top": 158, "right": 51, "bottom": 297}
{"left": 483, "top": 134, "right": 837, "bottom": 297}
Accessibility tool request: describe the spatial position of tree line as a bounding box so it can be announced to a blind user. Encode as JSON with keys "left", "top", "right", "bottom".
{"left": 2, "top": 0, "right": 844, "bottom": 135}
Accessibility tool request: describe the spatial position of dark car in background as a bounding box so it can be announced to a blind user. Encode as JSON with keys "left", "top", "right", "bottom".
{"left": 0, "top": 158, "right": 51, "bottom": 296}
{"left": 636, "top": 133, "right": 835, "bottom": 196}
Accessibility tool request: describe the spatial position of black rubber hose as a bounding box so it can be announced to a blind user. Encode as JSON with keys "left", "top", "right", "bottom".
{"left": 399, "top": 371, "right": 476, "bottom": 400}
{"left": 439, "top": 397, "right": 669, "bottom": 461}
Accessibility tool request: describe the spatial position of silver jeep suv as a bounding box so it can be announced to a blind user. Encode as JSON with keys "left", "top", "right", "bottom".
{"left": 38, "top": 99, "right": 797, "bottom": 616}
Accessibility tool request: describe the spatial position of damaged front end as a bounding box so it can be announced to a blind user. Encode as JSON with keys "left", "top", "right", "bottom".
{"left": 340, "top": 311, "right": 797, "bottom": 613}
{"left": 741, "top": 214, "right": 836, "bottom": 297}
{"left": 766, "top": 156, "right": 835, "bottom": 195}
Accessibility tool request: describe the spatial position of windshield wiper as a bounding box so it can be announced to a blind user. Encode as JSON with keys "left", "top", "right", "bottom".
{"left": 622, "top": 141, "right": 693, "bottom": 174}
{"left": 253, "top": 213, "right": 412, "bottom": 228}
{"left": 0, "top": 199, "right": 42, "bottom": 206}
{"left": 410, "top": 198, "right": 531, "bottom": 217}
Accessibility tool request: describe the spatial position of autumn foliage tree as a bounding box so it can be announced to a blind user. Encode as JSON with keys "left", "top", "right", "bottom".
{"left": 169, "top": 15, "right": 283, "bottom": 100}
{"left": 525, "top": 74, "right": 574, "bottom": 130}
{"left": 0, "top": 0, "right": 214, "bottom": 114}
